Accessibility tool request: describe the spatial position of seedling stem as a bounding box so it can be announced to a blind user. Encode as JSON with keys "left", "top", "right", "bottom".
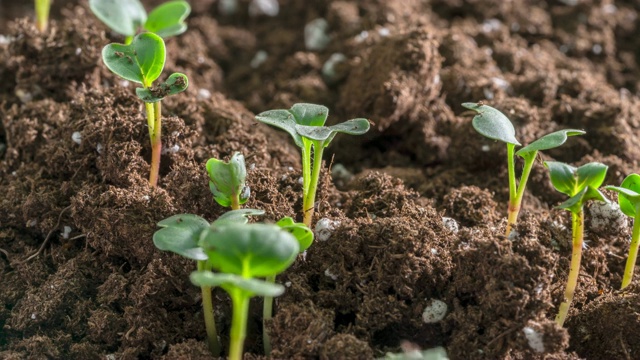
{"left": 229, "top": 288, "right": 250, "bottom": 360}
{"left": 198, "top": 261, "right": 221, "bottom": 355}
{"left": 145, "top": 101, "right": 163, "bottom": 187}
{"left": 35, "top": 0, "right": 50, "bottom": 32}
{"left": 556, "top": 210, "right": 584, "bottom": 326}
{"left": 622, "top": 219, "right": 640, "bottom": 289}
{"left": 304, "top": 141, "right": 325, "bottom": 226}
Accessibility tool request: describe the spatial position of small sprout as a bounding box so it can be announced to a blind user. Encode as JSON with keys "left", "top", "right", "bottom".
{"left": 35, "top": 0, "right": 51, "bottom": 32}
{"left": 544, "top": 161, "right": 608, "bottom": 326}
{"left": 153, "top": 209, "right": 265, "bottom": 356}
{"left": 463, "top": 102, "right": 584, "bottom": 237}
{"left": 90, "top": 0, "right": 190, "bottom": 44}
{"left": 191, "top": 223, "right": 299, "bottom": 360}
{"left": 606, "top": 173, "right": 640, "bottom": 289}
{"left": 102, "top": 33, "right": 189, "bottom": 187}
{"left": 262, "top": 217, "right": 314, "bottom": 355}
{"left": 256, "top": 103, "right": 370, "bottom": 226}
{"left": 206, "top": 152, "right": 249, "bottom": 210}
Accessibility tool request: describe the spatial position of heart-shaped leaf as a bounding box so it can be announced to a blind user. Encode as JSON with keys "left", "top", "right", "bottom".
{"left": 606, "top": 174, "right": 640, "bottom": 218}
{"left": 294, "top": 118, "right": 370, "bottom": 146}
{"left": 136, "top": 72, "right": 188, "bottom": 103}
{"left": 199, "top": 223, "right": 299, "bottom": 277}
{"left": 144, "top": 0, "right": 191, "bottom": 38}
{"left": 153, "top": 214, "right": 209, "bottom": 261}
{"left": 102, "top": 32, "right": 166, "bottom": 87}
{"left": 211, "top": 209, "right": 265, "bottom": 228}
{"left": 89, "top": 0, "right": 147, "bottom": 36}
{"left": 516, "top": 129, "right": 585, "bottom": 158}
{"left": 545, "top": 161, "right": 578, "bottom": 197}
{"left": 289, "top": 103, "right": 329, "bottom": 126}
{"left": 190, "top": 271, "right": 285, "bottom": 297}
{"left": 556, "top": 186, "right": 608, "bottom": 213}
{"left": 576, "top": 162, "right": 608, "bottom": 190}
{"left": 462, "top": 102, "right": 521, "bottom": 146}
{"left": 206, "top": 152, "right": 248, "bottom": 208}
{"left": 276, "top": 217, "right": 314, "bottom": 252}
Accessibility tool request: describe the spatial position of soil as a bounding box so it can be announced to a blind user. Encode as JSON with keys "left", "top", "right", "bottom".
{"left": 1, "top": 0, "right": 640, "bottom": 359}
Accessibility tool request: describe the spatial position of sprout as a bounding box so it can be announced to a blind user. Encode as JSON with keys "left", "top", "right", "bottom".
{"left": 153, "top": 209, "right": 265, "bottom": 356}
{"left": 605, "top": 173, "right": 640, "bottom": 289}
{"left": 256, "top": 103, "right": 370, "bottom": 226}
{"left": 190, "top": 224, "right": 300, "bottom": 360}
{"left": 261, "top": 217, "right": 313, "bottom": 355}
{"left": 463, "top": 102, "right": 584, "bottom": 237}
{"left": 206, "top": 152, "right": 249, "bottom": 210}
{"left": 35, "top": 0, "right": 51, "bottom": 32}
{"left": 544, "top": 161, "right": 608, "bottom": 326}
{"left": 102, "top": 33, "right": 188, "bottom": 187}
{"left": 89, "top": 0, "right": 190, "bottom": 44}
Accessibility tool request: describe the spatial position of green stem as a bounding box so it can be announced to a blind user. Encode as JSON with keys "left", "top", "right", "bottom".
{"left": 301, "top": 141, "right": 312, "bottom": 199}
{"left": 229, "top": 290, "right": 250, "bottom": 360}
{"left": 556, "top": 210, "right": 584, "bottom": 327}
{"left": 505, "top": 153, "right": 536, "bottom": 237}
{"left": 621, "top": 216, "right": 640, "bottom": 289}
{"left": 198, "top": 262, "right": 221, "bottom": 356}
{"left": 303, "top": 142, "right": 324, "bottom": 227}
{"left": 507, "top": 143, "right": 517, "bottom": 203}
{"left": 34, "top": 0, "right": 50, "bottom": 32}
{"left": 231, "top": 194, "right": 241, "bottom": 210}
{"left": 262, "top": 275, "right": 276, "bottom": 356}
{"left": 145, "top": 101, "right": 162, "bottom": 187}
{"left": 124, "top": 35, "right": 133, "bottom": 45}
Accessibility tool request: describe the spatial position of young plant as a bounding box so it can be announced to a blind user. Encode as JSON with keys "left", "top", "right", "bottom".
{"left": 153, "top": 209, "right": 265, "bottom": 356}
{"left": 190, "top": 223, "right": 300, "bottom": 360}
{"left": 256, "top": 103, "right": 370, "bottom": 226}
{"left": 102, "top": 32, "right": 188, "bottom": 187}
{"left": 34, "top": 0, "right": 51, "bottom": 32}
{"left": 545, "top": 161, "right": 608, "bottom": 326}
{"left": 90, "top": 0, "right": 190, "bottom": 44}
{"left": 261, "top": 217, "right": 314, "bottom": 355}
{"left": 605, "top": 174, "right": 640, "bottom": 289}
{"left": 207, "top": 152, "right": 249, "bottom": 210}
{"left": 463, "top": 102, "right": 585, "bottom": 237}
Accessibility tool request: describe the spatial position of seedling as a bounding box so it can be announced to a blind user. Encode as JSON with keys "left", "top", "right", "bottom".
{"left": 102, "top": 32, "right": 188, "bottom": 187}
{"left": 463, "top": 102, "right": 584, "bottom": 237}
{"left": 606, "top": 174, "right": 640, "bottom": 289}
{"left": 545, "top": 161, "right": 608, "bottom": 326}
{"left": 207, "top": 152, "right": 249, "bottom": 210}
{"left": 262, "top": 217, "right": 314, "bottom": 355}
{"left": 153, "top": 209, "right": 265, "bottom": 356}
{"left": 190, "top": 223, "right": 300, "bottom": 360}
{"left": 90, "top": 0, "right": 190, "bottom": 44}
{"left": 256, "top": 103, "right": 370, "bottom": 226}
{"left": 35, "top": 0, "right": 50, "bottom": 32}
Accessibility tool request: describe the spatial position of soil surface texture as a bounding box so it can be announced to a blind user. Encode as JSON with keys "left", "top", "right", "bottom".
{"left": 1, "top": 1, "right": 640, "bottom": 359}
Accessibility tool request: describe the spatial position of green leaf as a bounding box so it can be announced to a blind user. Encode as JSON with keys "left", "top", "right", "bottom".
{"left": 462, "top": 102, "right": 521, "bottom": 146}
{"left": 136, "top": 72, "right": 188, "bottom": 103}
{"left": 102, "top": 32, "right": 166, "bottom": 87}
{"left": 89, "top": 0, "right": 147, "bottom": 37}
{"left": 606, "top": 174, "right": 640, "bottom": 218}
{"left": 289, "top": 103, "right": 329, "bottom": 126}
{"left": 206, "top": 152, "right": 248, "bottom": 208}
{"left": 199, "top": 223, "right": 299, "bottom": 277}
{"left": 516, "top": 129, "right": 585, "bottom": 157}
{"left": 576, "top": 162, "right": 608, "bottom": 190}
{"left": 556, "top": 186, "right": 608, "bottom": 213}
{"left": 294, "top": 118, "right": 371, "bottom": 146}
{"left": 190, "top": 271, "right": 285, "bottom": 297}
{"left": 144, "top": 1, "right": 191, "bottom": 38}
{"left": 255, "top": 109, "right": 303, "bottom": 147}
{"left": 276, "top": 217, "right": 314, "bottom": 252}
{"left": 211, "top": 209, "right": 265, "bottom": 227}
{"left": 545, "top": 161, "right": 578, "bottom": 197}
{"left": 153, "top": 214, "right": 209, "bottom": 261}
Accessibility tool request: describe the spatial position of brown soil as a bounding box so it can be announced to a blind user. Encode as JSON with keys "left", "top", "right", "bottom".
{"left": 1, "top": 0, "right": 640, "bottom": 359}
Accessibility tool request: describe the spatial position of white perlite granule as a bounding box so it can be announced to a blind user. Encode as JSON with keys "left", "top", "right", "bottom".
{"left": 589, "top": 201, "right": 627, "bottom": 234}
{"left": 442, "top": 217, "right": 459, "bottom": 233}
{"left": 315, "top": 218, "right": 339, "bottom": 241}
{"left": 304, "top": 19, "right": 330, "bottom": 51}
{"left": 523, "top": 326, "right": 545, "bottom": 353}
{"left": 71, "top": 131, "right": 82, "bottom": 145}
{"left": 422, "top": 299, "right": 447, "bottom": 323}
